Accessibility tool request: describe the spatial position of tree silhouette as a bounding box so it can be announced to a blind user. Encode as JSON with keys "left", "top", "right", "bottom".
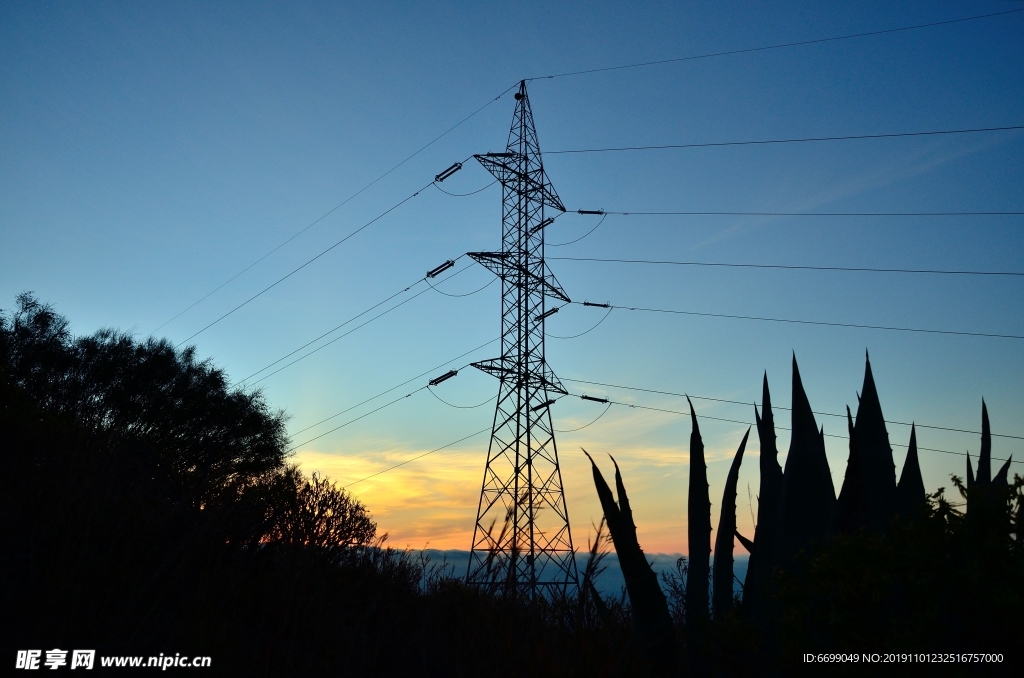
{"left": 1, "top": 293, "right": 288, "bottom": 509}
{"left": 269, "top": 468, "right": 377, "bottom": 549}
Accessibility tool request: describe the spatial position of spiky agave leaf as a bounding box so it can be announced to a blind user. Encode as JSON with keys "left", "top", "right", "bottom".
{"left": 686, "top": 398, "right": 711, "bottom": 628}
{"left": 583, "top": 449, "right": 676, "bottom": 671}
{"left": 978, "top": 400, "right": 992, "bottom": 484}
{"left": 993, "top": 458, "right": 1012, "bottom": 487}
{"left": 584, "top": 448, "right": 620, "bottom": 526}
{"left": 896, "top": 424, "right": 927, "bottom": 517}
{"left": 965, "top": 402, "right": 1013, "bottom": 541}
{"left": 611, "top": 455, "right": 640, "bottom": 546}
{"left": 966, "top": 402, "right": 993, "bottom": 520}
{"left": 742, "top": 373, "right": 783, "bottom": 620}
{"left": 713, "top": 428, "right": 749, "bottom": 620}
{"left": 775, "top": 355, "right": 836, "bottom": 568}
{"left": 735, "top": 530, "right": 754, "bottom": 553}
{"left": 833, "top": 406, "right": 865, "bottom": 534}
{"left": 853, "top": 353, "right": 897, "bottom": 531}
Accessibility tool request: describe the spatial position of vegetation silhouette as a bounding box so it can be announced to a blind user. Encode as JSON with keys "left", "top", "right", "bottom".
{"left": 712, "top": 428, "right": 747, "bottom": 622}
{"left": 584, "top": 450, "right": 677, "bottom": 673}
{"left": 583, "top": 350, "right": 1021, "bottom": 676}
{"left": 1, "top": 294, "right": 646, "bottom": 676}
{"left": 5, "top": 293, "right": 1021, "bottom": 675}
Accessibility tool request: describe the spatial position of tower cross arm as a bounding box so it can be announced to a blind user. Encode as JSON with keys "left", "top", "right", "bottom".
{"left": 473, "top": 154, "right": 566, "bottom": 213}
{"left": 469, "top": 358, "right": 568, "bottom": 395}
{"left": 467, "top": 252, "right": 571, "bottom": 303}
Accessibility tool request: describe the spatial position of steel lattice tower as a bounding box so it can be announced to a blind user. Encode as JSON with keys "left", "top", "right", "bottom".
{"left": 466, "top": 80, "right": 578, "bottom": 598}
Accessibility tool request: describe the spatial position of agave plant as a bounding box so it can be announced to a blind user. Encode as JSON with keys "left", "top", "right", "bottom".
{"left": 965, "top": 401, "right": 1013, "bottom": 539}
{"left": 584, "top": 450, "right": 676, "bottom": 672}
{"left": 740, "top": 374, "right": 782, "bottom": 622}
{"left": 832, "top": 406, "right": 865, "bottom": 534}
{"left": 967, "top": 401, "right": 1013, "bottom": 490}
{"left": 774, "top": 355, "right": 836, "bottom": 568}
{"left": 713, "top": 428, "right": 749, "bottom": 620}
{"left": 835, "top": 355, "right": 927, "bottom": 533}
{"left": 895, "top": 424, "right": 926, "bottom": 517}
{"left": 851, "top": 354, "right": 898, "bottom": 532}
{"left": 686, "top": 399, "right": 711, "bottom": 629}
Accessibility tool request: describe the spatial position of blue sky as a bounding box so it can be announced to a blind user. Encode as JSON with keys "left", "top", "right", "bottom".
{"left": 2, "top": 1, "right": 1022, "bottom": 551}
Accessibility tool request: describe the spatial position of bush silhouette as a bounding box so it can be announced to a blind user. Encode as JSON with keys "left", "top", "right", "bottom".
{"left": 269, "top": 468, "right": 377, "bottom": 549}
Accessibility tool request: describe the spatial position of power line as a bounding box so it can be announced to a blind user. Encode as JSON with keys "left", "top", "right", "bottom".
{"left": 174, "top": 181, "right": 434, "bottom": 349}
{"left": 246, "top": 262, "right": 478, "bottom": 386}
{"left": 550, "top": 256, "right": 1024, "bottom": 278}
{"left": 152, "top": 6, "right": 1024, "bottom": 335}
{"left": 249, "top": 287, "right": 432, "bottom": 386}
{"left": 153, "top": 82, "right": 518, "bottom": 334}
{"left": 425, "top": 272, "right": 497, "bottom": 298}
{"left": 322, "top": 377, "right": 1020, "bottom": 489}
{"left": 574, "top": 301, "right": 1024, "bottom": 340}
{"left": 529, "top": 8, "right": 1024, "bottom": 80}
{"left": 427, "top": 386, "right": 495, "bottom": 409}
{"left": 433, "top": 179, "right": 499, "bottom": 197}
{"left": 555, "top": 402, "right": 612, "bottom": 433}
{"left": 286, "top": 387, "right": 429, "bottom": 453}
{"left": 546, "top": 307, "right": 613, "bottom": 339}
{"left": 287, "top": 339, "right": 497, "bottom": 438}
{"left": 546, "top": 124, "right": 1024, "bottom": 155}
{"left": 593, "top": 210, "right": 1024, "bottom": 217}
{"left": 567, "top": 392, "right": 1021, "bottom": 466}
{"left": 299, "top": 372, "right": 1021, "bottom": 488}
{"left": 340, "top": 426, "right": 492, "bottom": 490}
{"left": 562, "top": 377, "right": 1024, "bottom": 441}
{"left": 239, "top": 275, "right": 431, "bottom": 384}
{"left": 548, "top": 213, "right": 607, "bottom": 247}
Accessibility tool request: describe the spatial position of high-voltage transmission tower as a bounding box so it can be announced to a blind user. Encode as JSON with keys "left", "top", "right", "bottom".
{"left": 465, "top": 80, "right": 578, "bottom": 598}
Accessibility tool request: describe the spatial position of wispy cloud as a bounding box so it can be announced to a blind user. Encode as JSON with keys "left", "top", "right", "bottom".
{"left": 690, "top": 130, "right": 1023, "bottom": 250}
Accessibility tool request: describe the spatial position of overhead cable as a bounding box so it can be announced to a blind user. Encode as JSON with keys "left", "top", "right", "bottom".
{"left": 174, "top": 181, "right": 435, "bottom": 348}
{"left": 548, "top": 213, "right": 607, "bottom": 247}
{"left": 426, "top": 272, "right": 497, "bottom": 298}
{"left": 246, "top": 262, "right": 476, "bottom": 385}
{"left": 155, "top": 80, "right": 519, "bottom": 334}
{"left": 575, "top": 301, "right": 1024, "bottom": 340}
{"left": 594, "top": 210, "right": 1024, "bottom": 217}
{"left": 427, "top": 386, "right": 495, "bottom": 409}
{"left": 340, "top": 426, "right": 493, "bottom": 489}
{"left": 555, "top": 402, "right": 612, "bottom": 432}
{"left": 287, "top": 339, "right": 497, "bottom": 437}
{"left": 287, "top": 355, "right": 483, "bottom": 452}
{"left": 433, "top": 179, "right": 499, "bottom": 197}
{"left": 551, "top": 256, "right": 1024, "bottom": 278}
{"left": 546, "top": 124, "right": 1024, "bottom": 155}
{"left": 529, "top": 8, "right": 1024, "bottom": 80}
{"left": 546, "top": 307, "right": 613, "bottom": 339}
{"left": 562, "top": 377, "right": 1024, "bottom": 441}
{"left": 239, "top": 275, "right": 431, "bottom": 384}
{"left": 286, "top": 387, "right": 429, "bottom": 453}
{"left": 572, "top": 392, "right": 1020, "bottom": 466}
{"left": 328, "top": 378, "right": 1019, "bottom": 488}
